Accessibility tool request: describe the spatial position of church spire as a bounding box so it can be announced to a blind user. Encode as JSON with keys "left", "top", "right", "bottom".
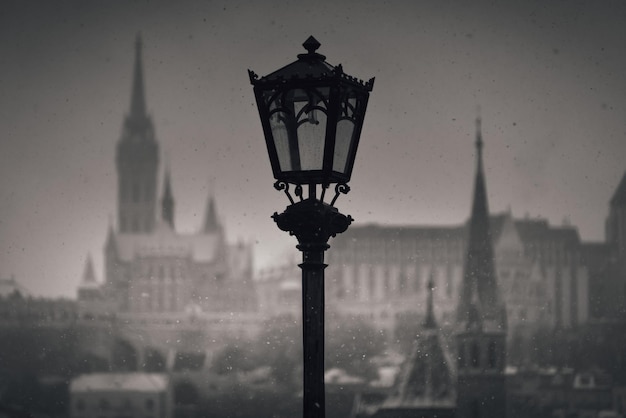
{"left": 454, "top": 115, "right": 507, "bottom": 418}
{"left": 130, "top": 33, "right": 147, "bottom": 119}
{"left": 162, "top": 168, "right": 175, "bottom": 228}
{"left": 203, "top": 194, "right": 220, "bottom": 233}
{"left": 116, "top": 35, "right": 159, "bottom": 234}
{"left": 82, "top": 254, "right": 96, "bottom": 284}
{"left": 457, "top": 116, "right": 505, "bottom": 329}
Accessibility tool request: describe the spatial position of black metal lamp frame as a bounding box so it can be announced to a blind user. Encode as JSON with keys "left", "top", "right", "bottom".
{"left": 249, "top": 37, "right": 373, "bottom": 418}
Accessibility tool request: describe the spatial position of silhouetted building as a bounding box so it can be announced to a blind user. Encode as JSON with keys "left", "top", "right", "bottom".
{"left": 365, "top": 273, "right": 456, "bottom": 418}
{"left": 585, "top": 170, "right": 626, "bottom": 321}
{"left": 455, "top": 117, "right": 507, "bottom": 418}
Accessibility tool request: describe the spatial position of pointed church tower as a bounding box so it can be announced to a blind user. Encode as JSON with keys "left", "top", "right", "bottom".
{"left": 116, "top": 34, "right": 159, "bottom": 234}
{"left": 203, "top": 194, "right": 221, "bottom": 233}
{"left": 78, "top": 254, "right": 101, "bottom": 302}
{"left": 455, "top": 117, "right": 507, "bottom": 418}
{"left": 377, "top": 269, "right": 455, "bottom": 417}
{"left": 82, "top": 254, "right": 97, "bottom": 284}
{"left": 606, "top": 171, "right": 626, "bottom": 259}
{"left": 161, "top": 168, "right": 175, "bottom": 228}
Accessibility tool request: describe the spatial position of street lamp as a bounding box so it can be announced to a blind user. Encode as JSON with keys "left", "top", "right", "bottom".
{"left": 249, "top": 36, "right": 374, "bottom": 418}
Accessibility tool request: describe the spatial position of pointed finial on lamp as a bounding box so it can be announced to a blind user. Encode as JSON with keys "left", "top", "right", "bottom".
{"left": 299, "top": 36, "right": 326, "bottom": 61}
{"left": 303, "top": 36, "right": 321, "bottom": 54}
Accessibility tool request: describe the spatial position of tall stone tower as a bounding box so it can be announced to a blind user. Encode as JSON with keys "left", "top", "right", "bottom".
{"left": 606, "top": 171, "right": 626, "bottom": 259}
{"left": 455, "top": 117, "right": 507, "bottom": 418}
{"left": 116, "top": 34, "right": 159, "bottom": 233}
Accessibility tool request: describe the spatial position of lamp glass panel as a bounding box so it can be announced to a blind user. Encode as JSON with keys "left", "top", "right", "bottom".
{"left": 333, "top": 119, "right": 355, "bottom": 174}
{"left": 292, "top": 89, "right": 327, "bottom": 171}
{"left": 269, "top": 111, "right": 293, "bottom": 172}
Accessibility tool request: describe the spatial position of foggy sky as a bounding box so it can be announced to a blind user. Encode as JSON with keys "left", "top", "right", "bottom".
{"left": 1, "top": 0, "right": 625, "bottom": 297}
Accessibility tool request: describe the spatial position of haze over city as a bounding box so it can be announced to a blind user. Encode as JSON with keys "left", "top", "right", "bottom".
{"left": 1, "top": 0, "right": 625, "bottom": 297}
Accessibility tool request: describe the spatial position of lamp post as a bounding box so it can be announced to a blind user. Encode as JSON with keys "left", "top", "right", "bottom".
{"left": 249, "top": 36, "right": 374, "bottom": 418}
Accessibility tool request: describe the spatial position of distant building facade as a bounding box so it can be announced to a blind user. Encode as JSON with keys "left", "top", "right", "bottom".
{"left": 320, "top": 123, "right": 589, "bottom": 341}
{"left": 323, "top": 214, "right": 588, "bottom": 341}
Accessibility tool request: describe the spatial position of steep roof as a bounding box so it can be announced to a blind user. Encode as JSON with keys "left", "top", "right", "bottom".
{"left": 203, "top": 194, "right": 220, "bottom": 233}
{"left": 514, "top": 218, "right": 581, "bottom": 249}
{"left": 82, "top": 254, "right": 97, "bottom": 283}
{"left": 382, "top": 277, "right": 455, "bottom": 410}
{"left": 610, "top": 171, "right": 626, "bottom": 206}
{"left": 79, "top": 254, "right": 100, "bottom": 290}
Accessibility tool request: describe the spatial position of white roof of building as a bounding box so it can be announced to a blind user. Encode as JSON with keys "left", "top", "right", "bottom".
{"left": 113, "top": 228, "right": 220, "bottom": 263}
{"left": 70, "top": 373, "right": 168, "bottom": 393}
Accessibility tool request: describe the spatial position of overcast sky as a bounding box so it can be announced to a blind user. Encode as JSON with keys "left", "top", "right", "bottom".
{"left": 1, "top": 0, "right": 625, "bottom": 297}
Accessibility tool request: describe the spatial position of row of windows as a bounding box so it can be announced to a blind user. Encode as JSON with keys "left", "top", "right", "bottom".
{"left": 137, "top": 264, "right": 187, "bottom": 280}
{"left": 120, "top": 215, "right": 152, "bottom": 233}
{"left": 337, "top": 238, "right": 466, "bottom": 262}
{"left": 121, "top": 181, "right": 155, "bottom": 204}
{"left": 333, "top": 266, "right": 457, "bottom": 300}
{"left": 134, "top": 286, "right": 182, "bottom": 312}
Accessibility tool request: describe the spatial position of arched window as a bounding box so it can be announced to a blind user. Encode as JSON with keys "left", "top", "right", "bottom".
{"left": 383, "top": 268, "right": 390, "bottom": 297}
{"left": 398, "top": 268, "right": 407, "bottom": 291}
{"left": 471, "top": 342, "right": 480, "bottom": 367}
{"left": 446, "top": 265, "right": 453, "bottom": 297}
{"left": 413, "top": 264, "right": 421, "bottom": 292}
{"left": 488, "top": 341, "right": 497, "bottom": 368}
{"left": 368, "top": 266, "right": 376, "bottom": 300}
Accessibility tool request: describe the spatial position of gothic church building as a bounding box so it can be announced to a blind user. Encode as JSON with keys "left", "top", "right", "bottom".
{"left": 78, "top": 36, "right": 257, "bottom": 318}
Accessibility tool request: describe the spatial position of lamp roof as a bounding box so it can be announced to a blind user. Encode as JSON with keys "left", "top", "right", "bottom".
{"left": 249, "top": 36, "right": 374, "bottom": 92}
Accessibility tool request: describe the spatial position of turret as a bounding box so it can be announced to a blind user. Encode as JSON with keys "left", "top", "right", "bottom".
{"left": 78, "top": 254, "right": 101, "bottom": 302}
{"left": 161, "top": 168, "right": 175, "bottom": 229}
{"left": 606, "top": 171, "right": 626, "bottom": 258}
{"left": 203, "top": 194, "right": 220, "bottom": 233}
